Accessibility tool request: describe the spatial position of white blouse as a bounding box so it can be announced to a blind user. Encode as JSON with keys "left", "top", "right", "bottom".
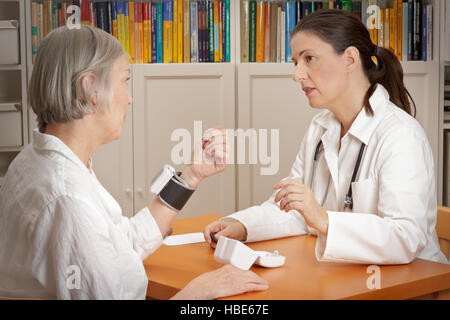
{"left": 0, "top": 129, "right": 163, "bottom": 299}
{"left": 228, "top": 84, "right": 448, "bottom": 265}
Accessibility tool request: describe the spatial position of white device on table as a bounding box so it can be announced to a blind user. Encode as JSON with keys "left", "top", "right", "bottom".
{"left": 214, "top": 236, "right": 285, "bottom": 270}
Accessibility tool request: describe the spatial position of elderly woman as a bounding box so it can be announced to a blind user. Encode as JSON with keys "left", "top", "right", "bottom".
{"left": 0, "top": 25, "right": 268, "bottom": 299}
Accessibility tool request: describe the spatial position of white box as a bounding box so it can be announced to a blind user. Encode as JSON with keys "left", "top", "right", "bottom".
{"left": 0, "top": 20, "right": 19, "bottom": 65}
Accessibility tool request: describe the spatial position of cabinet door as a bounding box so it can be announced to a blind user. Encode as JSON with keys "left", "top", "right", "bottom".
{"left": 402, "top": 62, "right": 440, "bottom": 198}
{"left": 132, "top": 64, "right": 236, "bottom": 219}
{"left": 237, "top": 63, "right": 320, "bottom": 209}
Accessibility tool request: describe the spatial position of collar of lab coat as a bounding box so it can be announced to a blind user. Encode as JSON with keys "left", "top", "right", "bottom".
{"left": 33, "top": 128, "right": 93, "bottom": 174}
{"left": 313, "top": 84, "right": 390, "bottom": 146}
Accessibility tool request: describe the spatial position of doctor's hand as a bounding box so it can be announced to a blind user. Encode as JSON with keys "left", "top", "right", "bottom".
{"left": 171, "top": 264, "right": 269, "bottom": 300}
{"left": 274, "top": 179, "right": 329, "bottom": 235}
{"left": 181, "top": 126, "right": 230, "bottom": 188}
{"left": 203, "top": 218, "right": 248, "bottom": 248}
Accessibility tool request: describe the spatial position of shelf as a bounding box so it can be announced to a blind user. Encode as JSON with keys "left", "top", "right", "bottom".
{"left": 444, "top": 123, "right": 450, "bottom": 130}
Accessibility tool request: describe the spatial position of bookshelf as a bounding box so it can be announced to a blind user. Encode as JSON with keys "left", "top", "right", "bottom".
{"left": 0, "top": 0, "right": 30, "bottom": 184}
{"left": 15, "top": 0, "right": 447, "bottom": 216}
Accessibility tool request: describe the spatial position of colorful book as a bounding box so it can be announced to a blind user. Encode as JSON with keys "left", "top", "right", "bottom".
{"left": 255, "top": 0, "right": 265, "bottom": 62}
{"left": 177, "top": 0, "right": 183, "bottom": 63}
{"left": 241, "top": 0, "right": 250, "bottom": 63}
{"left": 264, "top": 2, "right": 271, "bottom": 63}
{"left": 208, "top": 1, "right": 215, "bottom": 62}
{"left": 225, "top": 0, "right": 230, "bottom": 62}
{"left": 397, "top": 0, "right": 403, "bottom": 60}
{"left": 163, "top": 0, "right": 174, "bottom": 63}
{"left": 173, "top": 0, "right": 178, "bottom": 63}
{"left": 111, "top": 1, "right": 118, "bottom": 39}
{"left": 286, "top": 1, "right": 296, "bottom": 62}
{"left": 151, "top": 2, "right": 158, "bottom": 63}
{"left": 402, "top": 1, "right": 408, "bottom": 61}
{"left": 157, "top": 1, "right": 163, "bottom": 63}
{"left": 129, "top": 1, "right": 136, "bottom": 63}
{"left": 249, "top": 0, "right": 256, "bottom": 62}
{"left": 183, "top": 0, "right": 191, "bottom": 63}
{"left": 213, "top": 1, "right": 220, "bottom": 62}
{"left": 219, "top": 1, "right": 224, "bottom": 62}
{"left": 190, "top": 0, "right": 198, "bottom": 62}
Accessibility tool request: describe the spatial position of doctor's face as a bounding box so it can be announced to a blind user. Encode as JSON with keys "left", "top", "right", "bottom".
{"left": 291, "top": 31, "right": 349, "bottom": 110}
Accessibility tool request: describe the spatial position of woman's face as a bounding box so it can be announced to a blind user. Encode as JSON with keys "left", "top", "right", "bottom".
{"left": 100, "top": 55, "right": 132, "bottom": 142}
{"left": 290, "top": 31, "right": 348, "bottom": 110}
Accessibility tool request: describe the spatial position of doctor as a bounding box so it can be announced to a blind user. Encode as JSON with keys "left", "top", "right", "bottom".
{"left": 204, "top": 9, "right": 448, "bottom": 265}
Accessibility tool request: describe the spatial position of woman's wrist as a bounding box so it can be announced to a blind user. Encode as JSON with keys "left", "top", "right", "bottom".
{"left": 180, "top": 166, "right": 203, "bottom": 189}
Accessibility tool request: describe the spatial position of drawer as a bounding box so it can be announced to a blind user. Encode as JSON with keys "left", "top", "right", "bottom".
{"left": 0, "top": 102, "right": 22, "bottom": 147}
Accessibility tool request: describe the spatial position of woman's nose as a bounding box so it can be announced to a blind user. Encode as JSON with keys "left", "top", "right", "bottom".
{"left": 293, "top": 63, "right": 307, "bottom": 83}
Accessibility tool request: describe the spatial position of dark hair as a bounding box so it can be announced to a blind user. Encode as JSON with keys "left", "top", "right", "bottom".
{"left": 290, "top": 9, "right": 416, "bottom": 117}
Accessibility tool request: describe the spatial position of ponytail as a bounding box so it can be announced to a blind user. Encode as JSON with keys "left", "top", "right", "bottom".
{"left": 291, "top": 9, "right": 416, "bottom": 117}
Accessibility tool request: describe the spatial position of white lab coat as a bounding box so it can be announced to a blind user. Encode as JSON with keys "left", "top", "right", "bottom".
{"left": 228, "top": 84, "right": 448, "bottom": 265}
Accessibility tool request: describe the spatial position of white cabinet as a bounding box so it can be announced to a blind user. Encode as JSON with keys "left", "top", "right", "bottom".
{"left": 131, "top": 63, "right": 236, "bottom": 219}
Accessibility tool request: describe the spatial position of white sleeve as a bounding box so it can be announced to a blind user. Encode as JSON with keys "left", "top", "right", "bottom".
{"left": 116, "top": 207, "right": 163, "bottom": 260}
{"left": 31, "top": 196, "right": 148, "bottom": 299}
{"left": 315, "top": 128, "right": 432, "bottom": 264}
{"left": 228, "top": 136, "right": 309, "bottom": 242}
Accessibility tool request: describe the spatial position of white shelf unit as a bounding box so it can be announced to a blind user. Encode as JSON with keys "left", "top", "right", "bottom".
{"left": 20, "top": 0, "right": 447, "bottom": 216}
{"left": 0, "top": 0, "right": 29, "bottom": 179}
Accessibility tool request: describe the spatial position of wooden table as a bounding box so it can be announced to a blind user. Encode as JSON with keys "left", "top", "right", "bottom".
{"left": 143, "top": 214, "right": 450, "bottom": 300}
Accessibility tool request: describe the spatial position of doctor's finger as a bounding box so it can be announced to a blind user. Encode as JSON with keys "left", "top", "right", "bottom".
{"left": 274, "top": 185, "right": 306, "bottom": 202}
{"left": 279, "top": 194, "right": 304, "bottom": 211}
{"left": 283, "top": 201, "right": 305, "bottom": 214}
{"left": 203, "top": 221, "right": 226, "bottom": 243}
{"left": 273, "top": 179, "right": 304, "bottom": 190}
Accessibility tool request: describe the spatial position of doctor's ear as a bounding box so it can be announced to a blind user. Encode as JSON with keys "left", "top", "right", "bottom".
{"left": 342, "top": 46, "right": 360, "bottom": 72}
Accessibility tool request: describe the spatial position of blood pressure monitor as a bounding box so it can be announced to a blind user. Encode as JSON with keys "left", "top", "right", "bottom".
{"left": 150, "top": 165, "right": 195, "bottom": 212}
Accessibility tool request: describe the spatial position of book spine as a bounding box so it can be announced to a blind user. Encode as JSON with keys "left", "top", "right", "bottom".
{"left": 198, "top": 1, "right": 204, "bottom": 63}
{"left": 413, "top": 0, "right": 422, "bottom": 61}
{"left": 124, "top": 2, "right": 130, "bottom": 56}
{"left": 397, "top": 0, "right": 403, "bottom": 60}
{"left": 157, "top": 1, "right": 164, "bottom": 63}
{"left": 191, "top": 0, "right": 198, "bottom": 62}
{"left": 264, "top": 2, "right": 271, "bottom": 63}
{"left": 281, "top": 6, "right": 285, "bottom": 62}
{"left": 177, "top": 0, "right": 183, "bottom": 62}
{"left": 209, "top": 1, "right": 215, "bottom": 62}
{"left": 219, "top": 0, "right": 224, "bottom": 62}
{"left": 407, "top": 0, "right": 413, "bottom": 60}
{"left": 421, "top": 3, "right": 426, "bottom": 61}
{"left": 117, "top": 2, "right": 124, "bottom": 50}
{"left": 276, "top": 5, "right": 281, "bottom": 62}
{"left": 139, "top": 2, "right": 145, "bottom": 64}
{"left": 426, "top": 4, "right": 432, "bottom": 61}
{"left": 129, "top": 2, "right": 136, "bottom": 64}
{"left": 342, "top": 0, "right": 352, "bottom": 12}
{"left": 389, "top": 7, "right": 395, "bottom": 54}
{"left": 173, "top": 0, "right": 178, "bottom": 62}
{"left": 111, "top": 1, "right": 118, "bottom": 39}
{"left": 378, "top": 9, "right": 384, "bottom": 48}
{"left": 402, "top": 2, "right": 408, "bottom": 62}
{"left": 383, "top": 8, "right": 389, "bottom": 49}
{"left": 286, "top": 1, "right": 296, "bottom": 62}
{"left": 249, "top": 0, "right": 256, "bottom": 62}
{"left": 270, "top": 2, "right": 278, "bottom": 62}
{"left": 225, "top": 0, "right": 230, "bottom": 62}
{"left": 163, "top": 0, "right": 174, "bottom": 63}
{"left": 183, "top": 0, "right": 191, "bottom": 63}
{"left": 255, "top": 0, "right": 265, "bottom": 62}
{"left": 213, "top": 1, "right": 220, "bottom": 62}
{"left": 143, "top": 2, "right": 149, "bottom": 63}
{"left": 296, "top": 0, "right": 301, "bottom": 24}
{"left": 151, "top": 2, "right": 157, "bottom": 63}
{"left": 241, "top": 1, "right": 250, "bottom": 63}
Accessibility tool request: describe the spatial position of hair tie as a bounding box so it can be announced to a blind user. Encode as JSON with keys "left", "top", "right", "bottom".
{"left": 371, "top": 45, "right": 378, "bottom": 64}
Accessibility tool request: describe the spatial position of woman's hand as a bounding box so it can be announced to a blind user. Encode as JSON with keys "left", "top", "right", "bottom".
{"left": 181, "top": 126, "right": 230, "bottom": 188}
{"left": 203, "top": 218, "right": 247, "bottom": 248}
{"left": 273, "top": 179, "right": 329, "bottom": 235}
{"left": 171, "top": 264, "right": 269, "bottom": 300}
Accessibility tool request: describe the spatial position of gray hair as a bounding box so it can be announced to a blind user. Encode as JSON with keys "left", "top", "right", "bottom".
{"left": 28, "top": 25, "right": 126, "bottom": 132}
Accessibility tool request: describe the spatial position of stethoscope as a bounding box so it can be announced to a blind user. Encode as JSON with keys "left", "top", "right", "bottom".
{"left": 310, "top": 140, "right": 366, "bottom": 210}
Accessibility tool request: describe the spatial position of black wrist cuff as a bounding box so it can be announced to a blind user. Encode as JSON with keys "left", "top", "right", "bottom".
{"left": 158, "top": 173, "right": 195, "bottom": 211}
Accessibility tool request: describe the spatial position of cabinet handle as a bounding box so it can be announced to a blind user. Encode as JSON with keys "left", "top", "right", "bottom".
{"left": 136, "top": 188, "right": 144, "bottom": 196}
{"left": 124, "top": 187, "right": 132, "bottom": 196}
